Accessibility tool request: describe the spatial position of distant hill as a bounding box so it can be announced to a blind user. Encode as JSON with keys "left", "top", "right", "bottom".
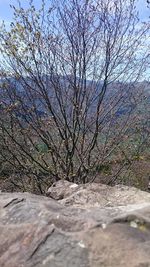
{"left": 0, "top": 76, "right": 149, "bottom": 122}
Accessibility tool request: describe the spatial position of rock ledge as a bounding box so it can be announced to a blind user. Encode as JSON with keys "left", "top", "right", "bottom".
{"left": 0, "top": 182, "right": 150, "bottom": 267}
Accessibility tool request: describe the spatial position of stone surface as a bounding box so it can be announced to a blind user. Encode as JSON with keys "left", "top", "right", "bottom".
{"left": 47, "top": 180, "right": 150, "bottom": 208}
{"left": 0, "top": 182, "right": 150, "bottom": 266}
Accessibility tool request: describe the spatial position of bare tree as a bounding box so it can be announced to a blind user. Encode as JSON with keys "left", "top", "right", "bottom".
{"left": 0, "top": 0, "right": 149, "bottom": 188}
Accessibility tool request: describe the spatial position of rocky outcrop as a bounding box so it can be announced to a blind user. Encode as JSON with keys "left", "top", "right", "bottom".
{"left": 0, "top": 182, "right": 150, "bottom": 266}
{"left": 47, "top": 180, "right": 150, "bottom": 208}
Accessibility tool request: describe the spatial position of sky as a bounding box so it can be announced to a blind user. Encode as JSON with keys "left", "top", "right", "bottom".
{"left": 0, "top": 0, "right": 42, "bottom": 26}
{"left": 0, "top": 0, "right": 149, "bottom": 26}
